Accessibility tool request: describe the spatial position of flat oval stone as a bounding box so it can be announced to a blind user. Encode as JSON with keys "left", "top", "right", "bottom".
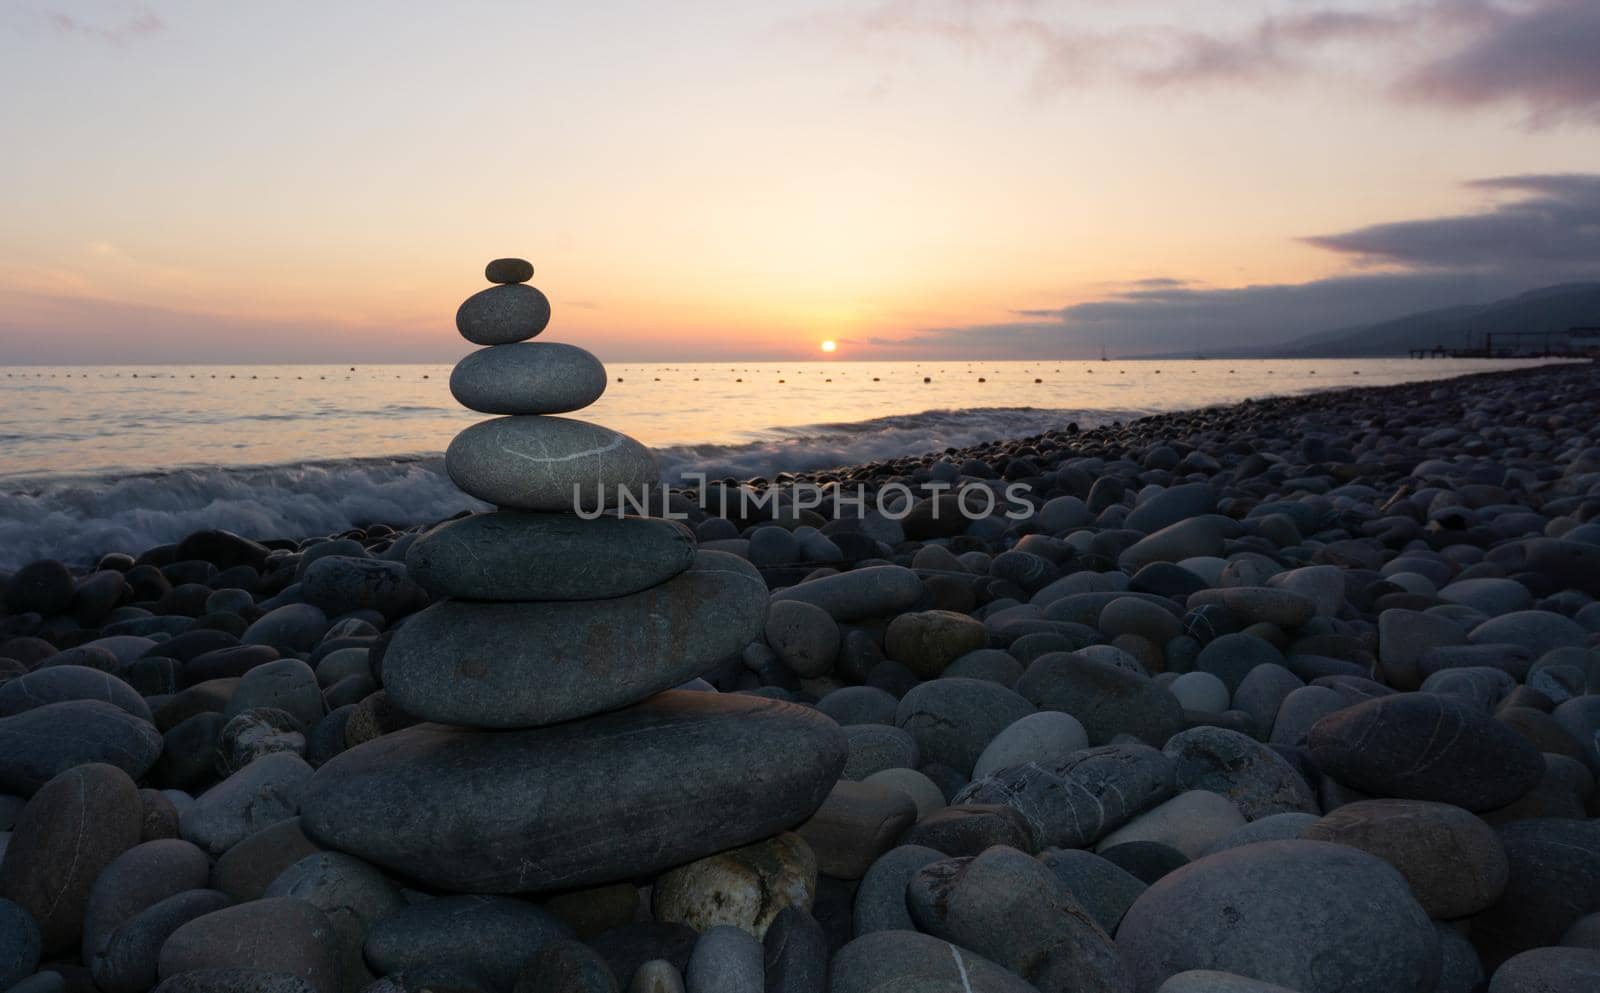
{"left": 0, "top": 665, "right": 152, "bottom": 722}
{"left": 299, "top": 691, "right": 847, "bottom": 893}
{"left": 484, "top": 258, "right": 534, "bottom": 284}
{"left": 445, "top": 415, "right": 658, "bottom": 511}
{"left": 384, "top": 551, "right": 765, "bottom": 728}
{"left": 0, "top": 701, "right": 162, "bottom": 795}
{"left": 1306, "top": 693, "right": 1543, "bottom": 812}
{"left": 405, "top": 512, "right": 695, "bottom": 602}
{"left": 450, "top": 342, "right": 607, "bottom": 415}
{"left": 455, "top": 284, "right": 550, "bottom": 345}
{"left": 1116, "top": 840, "right": 1439, "bottom": 993}
{"left": 831, "top": 930, "right": 1038, "bottom": 993}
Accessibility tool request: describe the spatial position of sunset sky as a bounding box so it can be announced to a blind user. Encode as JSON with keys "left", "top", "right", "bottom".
{"left": 1, "top": 0, "right": 1597, "bottom": 362}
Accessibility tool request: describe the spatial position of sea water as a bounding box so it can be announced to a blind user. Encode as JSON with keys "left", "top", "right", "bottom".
{"left": 0, "top": 358, "right": 1560, "bottom": 567}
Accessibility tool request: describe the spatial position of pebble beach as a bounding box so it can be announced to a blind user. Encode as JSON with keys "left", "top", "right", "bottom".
{"left": 2, "top": 261, "right": 1600, "bottom": 993}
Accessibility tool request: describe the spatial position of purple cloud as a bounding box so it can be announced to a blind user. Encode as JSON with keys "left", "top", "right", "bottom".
{"left": 1399, "top": 0, "right": 1600, "bottom": 125}
{"left": 1305, "top": 173, "right": 1600, "bottom": 268}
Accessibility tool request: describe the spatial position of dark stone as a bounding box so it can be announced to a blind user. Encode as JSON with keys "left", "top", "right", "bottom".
{"left": 301, "top": 691, "right": 845, "bottom": 892}
{"left": 365, "top": 896, "right": 571, "bottom": 992}
{"left": 484, "top": 258, "right": 534, "bottom": 284}
{"left": 0, "top": 700, "right": 161, "bottom": 795}
{"left": 1472, "top": 818, "right": 1600, "bottom": 970}
{"left": 1307, "top": 693, "right": 1543, "bottom": 811}
{"left": 898, "top": 804, "right": 1037, "bottom": 856}
{"left": 763, "top": 907, "right": 827, "bottom": 993}
{"left": 907, "top": 847, "right": 1130, "bottom": 993}
{"left": 1016, "top": 653, "right": 1186, "bottom": 746}
{"left": 455, "top": 283, "right": 551, "bottom": 345}
{"left": 383, "top": 552, "right": 765, "bottom": 728}
{"left": 953, "top": 743, "right": 1176, "bottom": 849}
{"left": 589, "top": 922, "right": 697, "bottom": 990}
{"left": 5, "top": 561, "right": 76, "bottom": 616}
{"left": 830, "top": 930, "right": 1038, "bottom": 993}
{"left": 0, "top": 763, "right": 142, "bottom": 955}
{"left": 1303, "top": 799, "right": 1508, "bottom": 919}
{"left": 1115, "top": 840, "right": 1440, "bottom": 993}
{"left": 1098, "top": 841, "right": 1190, "bottom": 885}
{"left": 405, "top": 512, "right": 695, "bottom": 602}
{"left": 158, "top": 899, "right": 339, "bottom": 993}
{"left": 894, "top": 678, "right": 1034, "bottom": 776}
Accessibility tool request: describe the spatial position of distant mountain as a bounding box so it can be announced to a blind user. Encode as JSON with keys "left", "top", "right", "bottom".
{"left": 1273, "top": 282, "right": 1600, "bottom": 357}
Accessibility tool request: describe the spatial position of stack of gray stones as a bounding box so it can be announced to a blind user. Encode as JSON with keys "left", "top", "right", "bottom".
{"left": 296, "top": 257, "right": 846, "bottom": 926}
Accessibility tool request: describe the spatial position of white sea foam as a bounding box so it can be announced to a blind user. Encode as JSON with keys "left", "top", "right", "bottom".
{"left": 0, "top": 405, "right": 1130, "bottom": 568}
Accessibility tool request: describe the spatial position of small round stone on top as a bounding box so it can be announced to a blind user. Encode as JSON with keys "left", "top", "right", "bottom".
{"left": 485, "top": 258, "right": 534, "bottom": 284}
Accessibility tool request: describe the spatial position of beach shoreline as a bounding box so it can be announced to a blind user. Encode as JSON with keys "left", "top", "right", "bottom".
{"left": 2, "top": 356, "right": 1598, "bottom": 992}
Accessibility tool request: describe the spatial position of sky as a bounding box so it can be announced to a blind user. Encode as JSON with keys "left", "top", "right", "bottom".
{"left": 1, "top": 0, "right": 1598, "bottom": 362}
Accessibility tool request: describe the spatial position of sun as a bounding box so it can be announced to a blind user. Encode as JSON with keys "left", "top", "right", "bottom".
{"left": 820, "top": 340, "right": 837, "bottom": 353}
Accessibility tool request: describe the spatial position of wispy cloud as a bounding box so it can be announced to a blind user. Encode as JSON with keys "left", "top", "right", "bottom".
{"left": 803, "top": 0, "right": 1599, "bottom": 126}
{"left": 1398, "top": 0, "right": 1600, "bottom": 126}
{"left": 40, "top": 5, "right": 163, "bottom": 45}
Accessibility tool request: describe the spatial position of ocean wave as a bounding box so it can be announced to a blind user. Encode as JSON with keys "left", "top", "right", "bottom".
{"left": 654, "top": 406, "right": 1145, "bottom": 482}
{"left": 0, "top": 405, "right": 1140, "bottom": 569}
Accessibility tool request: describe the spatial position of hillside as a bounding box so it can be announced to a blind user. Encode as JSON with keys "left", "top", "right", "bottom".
{"left": 1276, "top": 282, "right": 1600, "bottom": 357}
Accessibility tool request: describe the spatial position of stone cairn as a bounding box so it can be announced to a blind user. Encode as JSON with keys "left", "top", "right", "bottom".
{"left": 297, "top": 259, "right": 845, "bottom": 903}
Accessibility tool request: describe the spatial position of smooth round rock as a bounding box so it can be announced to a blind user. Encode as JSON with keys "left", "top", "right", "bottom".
{"left": 1016, "top": 652, "right": 1186, "bottom": 746}
{"left": 1163, "top": 726, "right": 1317, "bottom": 821}
{"left": 1038, "top": 847, "right": 1147, "bottom": 935}
{"left": 794, "top": 781, "right": 918, "bottom": 880}
{"left": 895, "top": 678, "right": 1035, "bottom": 776}
{"left": 970, "top": 711, "right": 1089, "bottom": 780}
{"left": 1116, "top": 840, "right": 1440, "bottom": 993}
{"left": 851, "top": 845, "right": 945, "bottom": 937}
{"left": 1170, "top": 672, "right": 1230, "bottom": 714}
{"left": 515, "top": 938, "right": 619, "bottom": 993}
{"left": 1095, "top": 790, "right": 1247, "bottom": 860}
{"left": 1471, "top": 818, "right": 1600, "bottom": 969}
{"left": 0, "top": 700, "right": 161, "bottom": 795}
{"left": 0, "top": 666, "right": 151, "bottom": 721}
{"left": 263, "top": 852, "right": 405, "bottom": 993}
{"left": 830, "top": 929, "right": 1039, "bottom": 993}
{"left": 484, "top": 258, "right": 534, "bottom": 284}
{"left": 685, "top": 925, "right": 762, "bottom": 993}
{"left": 841, "top": 724, "right": 920, "bottom": 780}
{"left": 451, "top": 342, "right": 607, "bottom": 415}
{"left": 0, "top": 898, "right": 41, "bottom": 989}
{"left": 363, "top": 895, "right": 571, "bottom": 992}
{"left": 1488, "top": 947, "right": 1600, "bottom": 992}
{"left": 158, "top": 899, "right": 339, "bottom": 993}
{"left": 955, "top": 743, "right": 1177, "bottom": 850}
{"left": 907, "top": 846, "right": 1129, "bottom": 993}
{"left": 94, "top": 889, "right": 232, "bottom": 993}
{"left": 406, "top": 512, "right": 695, "bottom": 602}
{"left": 178, "top": 752, "right": 312, "bottom": 857}
{"left": 445, "top": 415, "right": 658, "bottom": 511}
{"left": 0, "top": 763, "right": 142, "bottom": 955}
{"left": 652, "top": 832, "right": 816, "bottom": 940}
{"left": 385, "top": 551, "right": 764, "bottom": 728}
{"left": 885, "top": 611, "right": 988, "bottom": 679}
{"left": 300, "top": 691, "right": 846, "bottom": 892}
{"left": 1303, "top": 799, "right": 1508, "bottom": 919}
{"left": 456, "top": 283, "right": 551, "bottom": 345}
{"left": 1306, "top": 693, "right": 1543, "bottom": 811}
{"left": 768, "top": 566, "right": 926, "bottom": 622}
{"left": 81, "top": 839, "right": 211, "bottom": 967}
{"left": 765, "top": 601, "right": 841, "bottom": 680}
